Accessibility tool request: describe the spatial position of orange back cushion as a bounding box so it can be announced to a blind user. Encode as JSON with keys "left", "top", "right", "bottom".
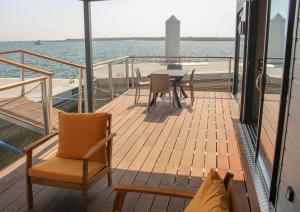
{"left": 57, "top": 112, "right": 108, "bottom": 163}
{"left": 185, "top": 169, "right": 230, "bottom": 212}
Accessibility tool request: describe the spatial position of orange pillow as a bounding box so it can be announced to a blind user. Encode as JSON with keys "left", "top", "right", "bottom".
{"left": 185, "top": 169, "right": 230, "bottom": 212}
{"left": 57, "top": 112, "right": 108, "bottom": 163}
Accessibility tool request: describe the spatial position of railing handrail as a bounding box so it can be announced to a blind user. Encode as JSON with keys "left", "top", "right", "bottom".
{"left": 20, "top": 50, "right": 85, "bottom": 69}
{"left": 0, "top": 50, "right": 84, "bottom": 113}
{"left": 129, "top": 55, "right": 234, "bottom": 59}
{"left": 0, "top": 50, "right": 85, "bottom": 69}
{"left": 93, "top": 56, "right": 129, "bottom": 67}
{"left": 0, "top": 50, "right": 21, "bottom": 55}
{"left": 0, "top": 58, "right": 54, "bottom": 76}
{"left": 0, "top": 76, "right": 48, "bottom": 92}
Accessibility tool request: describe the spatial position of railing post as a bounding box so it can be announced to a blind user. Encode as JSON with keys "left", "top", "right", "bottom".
{"left": 131, "top": 57, "right": 135, "bottom": 89}
{"left": 228, "top": 58, "right": 232, "bottom": 92}
{"left": 78, "top": 68, "right": 83, "bottom": 113}
{"left": 125, "top": 57, "right": 129, "bottom": 90}
{"left": 108, "top": 62, "right": 113, "bottom": 100}
{"left": 82, "top": 68, "right": 89, "bottom": 113}
{"left": 41, "top": 79, "right": 50, "bottom": 135}
{"left": 20, "top": 52, "right": 25, "bottom": 97}
{"left": 47, "top": 76, "right": 53, "bottom": 132}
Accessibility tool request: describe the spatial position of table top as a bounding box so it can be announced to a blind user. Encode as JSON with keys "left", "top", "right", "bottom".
{"left": 149, "top": 69, "right": 187, "bottom": 78}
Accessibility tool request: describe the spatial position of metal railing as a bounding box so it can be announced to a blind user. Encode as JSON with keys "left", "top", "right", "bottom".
{"left": 93, "top": 56, "right": 130, "bottom": 109}
{"left": 0, "top": 72, "right": 51, "bottom": 134}
{"left": 0, "top": 58, "right": 54, "bottom": 133}
{"left": 0, "top": 50, "right": 86, "bottom": 113}
{"left": 129, "top": 56, "right": 234, "bottom": 92}
{"left": 91, "top": 55, "right": 234, "bottom": 110}
{"left": 0, "top": 51, "right": 234, "bottom": 112}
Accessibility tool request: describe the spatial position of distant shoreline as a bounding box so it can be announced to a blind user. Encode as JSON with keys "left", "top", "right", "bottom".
{"left": 0, "top": 37, "right": 235, "bottom": 43}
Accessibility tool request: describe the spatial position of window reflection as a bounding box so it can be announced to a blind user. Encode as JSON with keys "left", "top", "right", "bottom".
{"left": 236, "top": 10, "right": 245, "bottom": 106}
{"left": 260, "top": 0, "right": 288, "bottom": 170}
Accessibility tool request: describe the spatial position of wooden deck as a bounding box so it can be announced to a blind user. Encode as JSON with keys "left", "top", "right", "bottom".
{"left": 0, "top": 90, "right": 258, "bottom": 212}
{"left": 0, "top": 97, "right": 60, "bottom": 132}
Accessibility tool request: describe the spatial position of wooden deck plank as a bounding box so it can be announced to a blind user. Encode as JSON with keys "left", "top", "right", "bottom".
{"left": 0, "top": 97, "right": 61, "bottom": 130}
{"left": 0, "top": 90, "right": 256, "bottom": 212}
{"left": 68, "top": 99, "right": 171, "bottom": 212}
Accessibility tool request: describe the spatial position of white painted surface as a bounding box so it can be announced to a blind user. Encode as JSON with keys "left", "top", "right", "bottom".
{"left": 165, "top": 15, "right": 180, "bottom": 58}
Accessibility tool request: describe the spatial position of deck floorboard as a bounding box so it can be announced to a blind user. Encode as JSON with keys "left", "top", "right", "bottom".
{"left": 0, "top": 97, "right": 61, "bottom": 130}
{"left": 0, "top": 90, "right": 255, "bottom": 212}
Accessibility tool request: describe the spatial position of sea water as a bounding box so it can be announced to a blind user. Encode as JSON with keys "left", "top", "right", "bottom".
{"left": 0, "top": 40, "right": 234, "bottom": 79}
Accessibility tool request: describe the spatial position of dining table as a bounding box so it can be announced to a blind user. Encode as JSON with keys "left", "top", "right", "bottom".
{"left": 148, "top": 69, "right": 188, "bottom": 109}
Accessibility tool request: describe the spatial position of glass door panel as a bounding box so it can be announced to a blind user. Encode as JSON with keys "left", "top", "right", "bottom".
{"left": 259, "top": 0, "right": 289, "bottom": 169}
{"left": 236, "top": 9, "right": 246, "bottom": 106}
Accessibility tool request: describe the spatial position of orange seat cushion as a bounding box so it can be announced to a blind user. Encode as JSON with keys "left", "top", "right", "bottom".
{"left": 57, "top": 112, "right": 108, "bottom": 163}
{"left": 29, "top": 156, "right": 106, "bottom": 184}
{"left": 185, "top": 169, "right": 230, "bottom": 212}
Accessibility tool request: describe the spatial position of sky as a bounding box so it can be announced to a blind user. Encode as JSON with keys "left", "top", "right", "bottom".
{"left": 0, "top": 0, "right": 236, "bottom": 41}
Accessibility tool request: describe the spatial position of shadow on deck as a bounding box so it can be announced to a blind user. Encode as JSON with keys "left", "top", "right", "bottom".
{"left": 0, "top": 90, "right": 258, "bottom": 212}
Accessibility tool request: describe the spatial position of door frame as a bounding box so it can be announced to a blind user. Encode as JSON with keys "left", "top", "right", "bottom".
{"left": 236, "top": 0, "right": 298, "bottom": 206}
{"left": 267, "top": 0, "right": 297, "bottom": 203}
{"left": 241, "top": 0, "right": 298, "bottom": 205}
{"left": 233, "top": 1, "right": 249, "bottom": 121}
{"left": 240, "top": 0, "right": 262, "bottom": 133}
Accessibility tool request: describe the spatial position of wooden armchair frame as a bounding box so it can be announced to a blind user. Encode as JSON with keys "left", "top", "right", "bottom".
{"left": 113, "top": 172, "right": 237, "bottom": 212}
{"left": 24, "top": 114, "right": 116, "bottom": 212}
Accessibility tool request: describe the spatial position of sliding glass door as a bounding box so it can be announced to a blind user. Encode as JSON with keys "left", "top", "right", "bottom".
{"left": 235, "top": 5, "right": 248, "bottom": 108}
{"left": 259, "top": 0, "right": 289, "bottom": 176}
{"left": 238, "top": 0, "right": 296, "bottom": 204}
{"left": 255, "top": 0, "right": 297, "bottom": 203}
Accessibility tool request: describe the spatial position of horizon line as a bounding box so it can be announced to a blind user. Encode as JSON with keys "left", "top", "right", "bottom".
{"left": 0, "top": 36, "right": 235, "bottom": 43}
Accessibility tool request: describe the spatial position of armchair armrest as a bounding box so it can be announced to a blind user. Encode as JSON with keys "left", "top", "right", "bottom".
{"left": 115, "top": 184, "right": 194, "bottom": 199}
{"left": 23, "top": 132, "right": 58, "bottom": 152}
{"left": 113, "top": 185, "right": 194, "bottom": 211}
{"left": 83, "top": 133, "right": 116, "bottom": 160}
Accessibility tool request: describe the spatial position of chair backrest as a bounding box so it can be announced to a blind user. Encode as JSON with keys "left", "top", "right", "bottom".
{"left": 135, "top": 68, "right": 142, "bottom": 84}
{"left": 167, "top": 64, "right": 182, "bottom": 70}
{"left": 223, "top": 172, "right": 238, "bottom": 212}
{"left": 150, "top": 74, "right": 170, "bottom": 93}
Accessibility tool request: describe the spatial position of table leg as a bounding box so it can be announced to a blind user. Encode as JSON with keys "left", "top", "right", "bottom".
{"left": 173, "top": 85, "right": 182, "bottom": 109}
{"left": 180, "top": 86, "right": 188, "bottom": 98}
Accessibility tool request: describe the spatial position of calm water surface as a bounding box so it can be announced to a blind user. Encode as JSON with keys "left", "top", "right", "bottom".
{"left": 0, "top": 40, "right": 234, "bottom": 78}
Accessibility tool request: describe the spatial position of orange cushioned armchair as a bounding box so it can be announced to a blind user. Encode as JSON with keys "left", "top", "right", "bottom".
{"left": 23, "top": 112, "right": 116, "bottom": 212}
{"left": 113, "top": 169, "right": 239, "bottom": 212}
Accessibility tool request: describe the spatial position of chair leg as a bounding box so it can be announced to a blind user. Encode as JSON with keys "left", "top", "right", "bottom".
{"left": 169, "top": 91, "right": 172, "bottom": 110}
{"left": 148, "top": 90, "right": 152, "bottom": 112}
{"left": 173, "top": 91, "right": 176, "bottom": 108}
{"left": 82, "top": 188, "right": 88, "bottom": 212}
{"left": 134, "top": 86, "right": 138, "bottom": 104}
{"left": 108, "top": 171, "right": 112, "bottom": 186}
{"left": 138, "top": 87, "right": 141, "bottom": 101}
{"left": 113, "top": 191, "right": 127, "bottom": 212}
{"left": 26, "top": 176, "right": 33, "bottom": 208}
{"left": 191, "top": 86, "right": 194, "bottom": 105}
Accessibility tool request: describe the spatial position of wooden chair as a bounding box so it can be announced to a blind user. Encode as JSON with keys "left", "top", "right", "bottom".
{"left": 24, "top": 112, "right": 116, "bottom": 212}
{"left": 148, "top": 74, "right": 174, "bottom": 112}
{"left": 134, "top": 68, "right": 150, "bottom": 104}
{"left": 178, "top": 69, "right": 196, "bottom": 105}
{"left": 113, "top": 171, "right": 238, "bottom": 212}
